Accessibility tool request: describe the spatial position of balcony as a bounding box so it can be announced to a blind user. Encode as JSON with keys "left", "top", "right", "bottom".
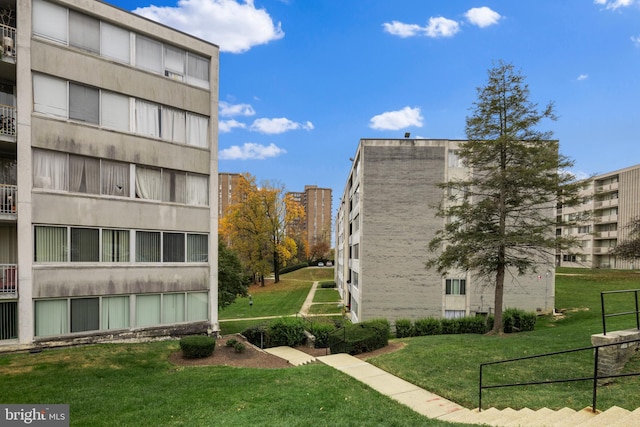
{"left": 595, "top": 182, "right": 619, "bottom": 193}
{"left": 0, "top": 24, "right": 15, "bottom": 62}
{"left": 0, "top": 104, "right": 15, "bottom": 139}
{"left": 0, "top": 184, "right": 16, "bottom": 218}
{"left": 0, "top": 264, "right": 17, "bottom": 298}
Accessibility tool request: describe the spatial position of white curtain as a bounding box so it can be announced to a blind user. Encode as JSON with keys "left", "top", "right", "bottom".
{"left": 33, "top": 74, "right": 67, "bottom": 118}
{"left": 101, "top": 160, "right": 129, "bottom": 196}
{"left": 34, "top": 226, "right": 67, "bottom": 262}
{"left": 33, "top": 0, "right": 68, "bottom": 43}
{"left": 101, "top": 92, "right": 130, "bottom": 132}
{"left": 161, "top": 107, "right": 186, "bottom": 143}
{"left": 135, "top": 100, "right": 160, "bottom": 138}
{"left": 102, "top": 229, "right": 130, "bottom": 262}
{"left": 69, "top": 10, "right": 99, "bottom": 53}
{"left": 135, "top": 166, "right": 162, "bottom": 200}
{"left": 135, "top": 35, "right": 162, "bottom": 74}
{"left": 102, "top": 296, "right": 129, "bottom": 329}
{"left": 135, "top": 231, "right": 160, "bottom": 262}
{"left": 164, "top": 45, "right": 185, "bottom": 78}
{"left": 69, "top": 155, "right": 100, "bottom": 194}
{"left": 186, "top": 114, "right": 208, "bottom": 148}
{"left": 101, "top": 22, "right": 130, "bottom": 64}
{"left": 136, "top": 294, "right": 161, "bottom": 327}
{"left": 162, "top": 294, "right": 185, "bottom": 324}
{"left": 186, "top": 174, "right": 208, "bottom": 206}
{"left": 162, "top": 170, "right": 186, "bottom": 203}
{"left": 33, "top": 149, "right": 68, "bottom": 190}
{"left": 186, "top": 53, "right": 209, "bottom": 89}
{"left": 35, "top": 300, "right": 68, "bottom": 336}
{"left": 187, "top": 292, "right": 208, "bottom": 321}
{"left": 187, "top": 234, "right": 208, "bottom": 262}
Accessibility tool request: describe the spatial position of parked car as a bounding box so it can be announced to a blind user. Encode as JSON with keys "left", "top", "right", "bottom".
{"left": 317, "top": 262, "right": 324, "bottom": 267}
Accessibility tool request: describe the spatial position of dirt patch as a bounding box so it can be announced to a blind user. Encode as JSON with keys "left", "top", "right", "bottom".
{"left": 168, "top": 335, "right": 405, "bottom": 368}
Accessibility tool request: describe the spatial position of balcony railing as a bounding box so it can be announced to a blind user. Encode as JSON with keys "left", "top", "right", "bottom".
{"left": 0, "top": 264, "right": 17, "bottom": 296}
{"left": 0, "top": 24, "right": 15, "bottom": 60}
{"left": 0, "top": 104, "right": 16, "bottom": 137}
{"left": 0, "top": 184, "right": 16, "bottom": 214}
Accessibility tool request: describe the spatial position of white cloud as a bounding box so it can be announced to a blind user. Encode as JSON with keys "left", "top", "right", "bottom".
{"left": 250, "top": 118, "right": 314, "bottom": 134}
{"left": 577, "top": 74, "right": 589, "bottom": 81}
{"left": 425, "top": 17, "right": 460, "bottom": 38}
{"left": 369, "top": 106, "right": 424, "bottom": 130}
{"left": 594, "top": 0, "right": 635, "bottom": 10}
{"left": 219, "top": 119, "right": 247, "bottom": 133}
{"left": 632, "top": 36, "right": 640, "bottom": 47}
{"left": 219, "top": 142, "right": 286, "bottom": 160}
{"left": 219, "top": 101, "right": 256, "bottom": 117}
{"left": 465, "top": 7, "right": 501, "bottom": 28}
{"left": 133, "top": 0, "right": 284, "bottom": 54}
{"left": 382, "top": 21, "right": 423, "bottom": 38}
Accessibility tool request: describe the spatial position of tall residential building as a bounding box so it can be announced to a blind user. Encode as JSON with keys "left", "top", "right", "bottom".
{"left": 557, "top": 164, "right": 640, "bottom": 269}
{"left": 288, "top": 185, "right": 332, "bottom": 252}
{"left": 0, "top": 0, "right": 219, "bottom": 349}
{"left": 218, "top": 172, "right": 242, "bottom": 218}
{"left": 335, "top": 139, "right": 555, "bottom": 323}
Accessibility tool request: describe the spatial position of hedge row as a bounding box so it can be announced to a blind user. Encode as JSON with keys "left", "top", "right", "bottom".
{"left": 319, "top": 281, "right": 336, "bottom": 288}
{"left": 179, "top": 335, "right": 216, "bottom": 358}
{"left": 328, "top": 319, "right": 389, "bottom": 355}
{"left": 278, "top": 263, "right": 309, "bottom": 275}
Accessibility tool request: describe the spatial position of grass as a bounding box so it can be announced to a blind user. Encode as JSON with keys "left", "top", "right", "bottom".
{"left": 308, "top": 304, "right": 343, "bottom": 315}
{"left": 219, "top": 279, "right": 312, "bottom": 319}
{"left": 312, "top": 288, "right": 341, "bottom": 303}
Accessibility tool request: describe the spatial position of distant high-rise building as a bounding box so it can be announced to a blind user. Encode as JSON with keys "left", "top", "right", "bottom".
{"left": 218, "top": 173, "right": 242, "bottom": 218}
{"left": 288, "top": 185, "right": 332, "bottom": 253}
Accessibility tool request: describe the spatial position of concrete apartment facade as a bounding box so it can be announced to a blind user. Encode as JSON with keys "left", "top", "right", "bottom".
{"left": 557, "top": 164, "right": 640, "bottom": 269}
{"left": 335, "top": 139, "right": 555, "bottom": 323}
{"left": 287, "top": 185, "right": 332, "bottom": 251}
{"left": 0, "top": 0, "right": 219, "bottom": 349}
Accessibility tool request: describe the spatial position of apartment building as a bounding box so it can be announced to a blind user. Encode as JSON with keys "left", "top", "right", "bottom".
{"left": 335, "top": 139, "right": 555, "bottom": 323}
{"left": 287, "top": 185, "right": 332, "bottom": 253}
{"left": 218, "top": 172, "right": 241, "bottom": 219}
{"left": 0, "top": 0, "right": 219, "bottom": 349}
{"left": 558, "top": 164, "right": 640, "bottom": 269}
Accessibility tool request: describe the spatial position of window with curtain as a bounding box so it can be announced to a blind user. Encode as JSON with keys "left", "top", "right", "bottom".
{"left": 186, "top": 53, "right": 210, "bottom": 89}
{"left": 102, "top": 229, "right": 130, "bottom": 262}
{"left": 164, "top": 45, "right": 185, "bottom": 81}
{"left": 33, "top": 149, "right": 68, "bottom": 191}
{"left": 135, "top": 100, "right": 160, "bottom": 138}
{"left": 34, "top": 226, "right": 67, "bottom": 262}
{"left": 35, "top": 299, "right": 68, "bottom": 336}
{"left": 135, "top": 166, "right": 162, "bottom": 201}
{"left": 445, "top": 279, "right": 466, "bottom": 295}
{"left": 69, "top": 155, "right": 100, "bottom": 194}
{"left": 33, "top": 0, "right": 68, "bottom": 43}
{"left": 101, "top": 160, "right": 129, "bottom": 197}
{"left": 102, "top": 296, "right": 130, "bottom": 329}
{"left": 136, "top": 294, "right": 161, "bottom": 327}
{"left": 186, "top": 174, "right": 208, "bottom": 206}
{"left": 163, "top": 293, "right": 185, "bottom": 323}
{"left": 161, "top": 107, "right": 186, "bottom": 143}
{"left": 69, "top": 83, "right": 99, "bottom": 124}
{"left": 71, "top": 228, "right": 99, "bottom": 262}
{"left": 33, "top": 74, "right": 68, "bottom": 118}
{"left": 101, "top": 91, "right": 130, "bottom": 132}
{"left": 100, "top": 22, "right": 130, "bottom": 64}
{"left": 162, "top": 170, "right": 186, "bottom": 203}
{"left": 71, "top": 298, "right": 99, "bottom": 332}
{"left": 187, "top": 234, "right": 208, "bottom": 262}
{"left": 69, "top": 10, "right": 99, "bottom": 53}
{"left": 187, "top": 292, "right": 208, "bottom": 321}
{"left": 163, "top": 233, "right": 185, "bottom": 262}
{"left": 186, "top": 114, "right": 208, "bottom": 148}
{"left": 136, "top": 231, "right": 160, "bottom": 262}
{"left": 135, "top": 35, "right": 162, "bottom": 74}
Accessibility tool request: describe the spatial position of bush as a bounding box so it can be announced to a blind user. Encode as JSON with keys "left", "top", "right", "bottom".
{"left": 225, "top": 338, "right": 239, "bottom": 348}
{"left": 414, "top": 317, "right": 442, "bottom": 336}
{"left": 319, "top": 281, "right": 336, "bottom": 288}
{"left": 268, "top": 317, "right": 306, "bottom": 347}
{"left": 179, "top": 335, "right": 216, "bottom": 359}
{"left": 328, "top": 319, "right": 389, "bottom": 355}
{"left": 242, "top": 325, "right": 270, "bottom": 348}
{"left": 309, "top": 322, "right": 336, "bottom": 348}
{"left": 394, "top": 319, "right": 414, "bottom": 338}
{"left": 233, "top": 342, "right": 246, "bottom": 353}
{"left": 279, "top": 263, "right": 309, "bottom": 275}
{"left": 503, "top": 308, "right": 536, "bottom": 333}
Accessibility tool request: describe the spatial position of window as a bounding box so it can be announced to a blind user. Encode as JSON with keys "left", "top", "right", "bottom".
{"left": 34, "top": 226, "right": 67, "bottom": 262}
{"left": 102, "top": 229, "right": 130, "bottom": 262}
{"left": 163, "top": 233, "right": 185, "bottom": 262}
{"left": 161, "top": 107, "right": 186, "bottom": 143}
{"left": 136, "top": 231, "right": 161, "bottom": 262}
{"left": 69, "top": 155, "right": 100, "bottom": 194}
{"left": 187, "top": 234, "right": 208, "bottom": 262}
{"left": 33, "top": 74, "right": 68, "bottom": 118}
{"left": 578, "top": 225, "right": 591, "bottom": 234}
{"left": 186, "top": 292, "right": 208, "bottom": 321}
{"left": 186, "top": 174, "right": 209, "bottom": 206}
{"left": 162, "top": 170, "right": 187, "bottom": 203}
{"left": 186, "top": 53, "right": 210, "bottom": 89}
{"left": 33, "top": 149, "right": 68, "bottom": 190}
{"left": 445, "top": 310, "right": 466, "bottom": 319}
{"left": 135, "top": 166, "right": 162, "bottom": 201}
{"left": 0, "top": 302, "right": 18, "bottom": 340}
{"left": 164, "top": 45, "right": 186, "bottom": 81}
{"left": 163, "top": 293, "right": 185, "bottom": 323}
{"left": 101, "top": 91, "right": 130, "bottom": 132}
{"left": 101, "top": 160, "right": 129, "bottom": 197}
{"left": 69, "top": 10, "right": 99, "bottom": 53}
{"left": 71, "top": 298, "right": 99, "bottom": 332}
{"left": 71, "top": 228, "right": 99, "bottom": 262}
{"left": 101, "top": 22, "right": 130, "bottom": 64}
{"left": 136, "top": 35, "right": 162, "bottom": 74}
{"left": 448, "top": 150, "right": 463, "bottom": 168}
{"left": 563, "top": 254, "right": 577, "bottom": 262}
{"left": 445, "top": 279, "right": 466, "bottom": 295}
{"left": 69, "top": 83, "right": 100, "bottom": 124}
{"left": 33, "top": 0, "right": 68, "bottom": 43}
{"left": 136, "top": 294, "right": 161, "bottom": 327}
{"left": 135, "top": 100, "right": 160, "bottom": 138}
{"left": 186, "top": 114, "right": 208, "bottom": 148}
{"left": 102, "top": 296, "right": 130, "bottom": 329}
{"left": 35, "top": 300, "right": 68, "bottom": 336}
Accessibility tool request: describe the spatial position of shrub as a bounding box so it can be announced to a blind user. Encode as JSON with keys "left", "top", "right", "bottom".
{"left": 319, "top": 281, "right": 336, "bottom": 288}
{"left": 394, "top": 319, "right": 414, "bottom": 338}
{"left": 309, "top": 322, "right": 336, "bottom": 348}
{"left": 242, "top": 325, "right": 270, "bottom": 348}
{"left": 179, "top": 335, "right": 216, "bottom": 359}
{"left": 279, "top": 263, "right": 309, "bottom": 275}
{"left": 268, "top": 317, "right": 306, "bottom": 347}
{"left": 225, "top": 338, "right": 238, "bottom": 348}
{"left": 233, "top": 342, "right": 246, "bottom": 353}
{"left": 503, "top": 308, "right": 537, "bottom": 333}
{"left": 414, "top": 317, "right": 442, "bottom": 336}
{"left": 328, "top": 319, "right": 389, "bottom": 355}
{"left": 440, "top": 318, "right": 459, "bottom": 335}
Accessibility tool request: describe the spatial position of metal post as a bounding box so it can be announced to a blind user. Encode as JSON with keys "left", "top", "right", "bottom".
{"left": 592, "top": 347, "right": 599, "bottom": 413}
{"left": 601, "top": 293, "right": 607, "bottom": 335}
{"left": 635, "top": 290, "right": 639, "bottom": 331}
{"left": 479, "top": 365, "right": 483, "bottom": 412}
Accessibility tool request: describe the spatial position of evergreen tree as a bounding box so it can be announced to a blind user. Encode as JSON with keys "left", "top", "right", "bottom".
{"left": 218, "top": 239, "right": 250, "bottom": 309}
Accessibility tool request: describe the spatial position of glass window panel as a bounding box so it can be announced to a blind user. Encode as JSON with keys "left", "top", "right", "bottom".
{"left": 101, "top": 91, "right": 130, "bottom": 132}
{"left": 186, "top": 53, "right": 209, "bottom": 89}
{"left": 102, "top": 296, "right": 129, "bottom": 329}
{"left": 33, "top": 149, "right": 69, "bottom": 191}
{"left": 162, "top": 170, "right": 186, "bottom": 203}
{"left": 187, "top": 292, "right": 208, "bottom": 321}
{"left": 101, "top": 160, "right": 129, "bottom": 196}
{"left": 135, "top": 35, "right": 162, "bottom": 74}
{"left": 71, "top": 298, "right": 99, "bottom": 332}
{"left": 187, "top": 234, "right": 208, "bottom": 262}
{"left": 136, "top": 231, "right": 160, "bottom": 262}
{"left": 163, "top": 293, "right": 185, "bottom": 323}
{"left": 186, "top": 113, "right": 208, "bottom": 148}
{"left": 164, "top": 45, "right": 185, "bottom": 80}
{"left": 161, "top": 107, "right": 186, "bottom": 143}
{"left": 34, "top": 226, "right": 67, "bottom": 262}
{"left": 71, "top": 228, "right": 99, "bottom": 262}
{"left": 102, "top": 229, "right": 130, "bottom": 262}
{"left": 136, "top": 294, "right": 160, "bottom": 327}
{"left": 135, "top": 166, "right": 162, "bottom": 200}
{"left": 33, "top": 74, "right": 68, "bottom": 118}
{"left": 35, "top": 300, "right": 68, "bottom": 336}
{"left": 186, "top": 174, "right": 208, "bottom": 206}
{"left": 101, "top": 22, "right": 130, "bottom": 64}
{"left": 163, "top": 233, "right": 184, "bottom": 262}
{"left": 69, "top": 10, "right": 99, "bottom": 53}
{"left": 0, "top": 302, "right": 18, "bottom": 340}
{"left": 69, "top": 83, "right": 99, "bottom": 124}
{"left": 135, "top": 100, "right": 160, "bottom": 138}
{"left": 33, "top": 0, "right": 68, "bottom": 43}
{"left": 69, "top": 155, "right": 100, "bottom": 194}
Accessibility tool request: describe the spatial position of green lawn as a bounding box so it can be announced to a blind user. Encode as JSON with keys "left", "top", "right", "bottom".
{"left": 308, "top": 303, "right": 343, "bottom": 315}
{"left": 312, "top": 288, "right": 341, "bottom": 303}
{"left": 219, "top": 279, "right": 312, "bottom": 319}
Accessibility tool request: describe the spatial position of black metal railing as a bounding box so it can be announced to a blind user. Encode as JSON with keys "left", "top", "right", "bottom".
{"left": 479, "top": 338, "right": 640, "bottom": 412}
{"left": 601, "top": 289, "right": 640, "bottom": 335}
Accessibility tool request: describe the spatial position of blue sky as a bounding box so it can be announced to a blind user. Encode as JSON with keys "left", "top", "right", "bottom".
{"left": 109, "top": 0, "right": 640, "bottom": 217}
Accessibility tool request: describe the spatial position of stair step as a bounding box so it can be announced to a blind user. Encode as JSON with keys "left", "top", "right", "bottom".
{"left": 606, "top": 407, "right": 640, "bottom": 427}
{"left": 437, "top": 408, "right": 476, "bottom": 423}
{"left": 577, "top": 406, "right": 630, "bottom": 427}
{"left": 498, "top": 408, "right": 536, "bottom": 427}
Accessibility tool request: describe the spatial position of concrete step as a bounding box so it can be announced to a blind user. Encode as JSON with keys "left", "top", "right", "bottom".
{"left": 606, "top": 407, "right": 640, "bottom": 427}
{"left": 576, "top": 405, "right": 630, "bottom": 427}
{"left": 263, "top": 346, "right": 317, "bottom": 366}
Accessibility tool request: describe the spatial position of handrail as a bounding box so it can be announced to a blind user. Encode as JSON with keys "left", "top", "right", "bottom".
{"left": 0, "top": 264, "right": 17, "bottom": 295}
{"left": 601, "top": 289, "right": 640, "bottom": 335}
{"left": 479, "top": 338, "right": 640, "bottom": 413}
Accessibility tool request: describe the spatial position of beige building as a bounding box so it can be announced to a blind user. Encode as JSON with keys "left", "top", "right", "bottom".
{"left": 557, "top": 164, "right": 640, "bottom": 269}
{"left": 0, "top": 0, "right": 219, "bottom": 348}
{"left": 288, "top": 185, "right": 332, "bottom": 254}
{"left": 335, "top": 139, "right": 555, "bottom": 323}
{"left": 218, "top": 172, "right": 241, "bottom": 218}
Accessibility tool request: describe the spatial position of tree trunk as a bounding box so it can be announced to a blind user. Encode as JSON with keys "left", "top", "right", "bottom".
{"left": 492, "top": 251, "right": 506, "bottom": 334}
{"left": 273, "top": 251, "right": 280, "bottom": 283}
